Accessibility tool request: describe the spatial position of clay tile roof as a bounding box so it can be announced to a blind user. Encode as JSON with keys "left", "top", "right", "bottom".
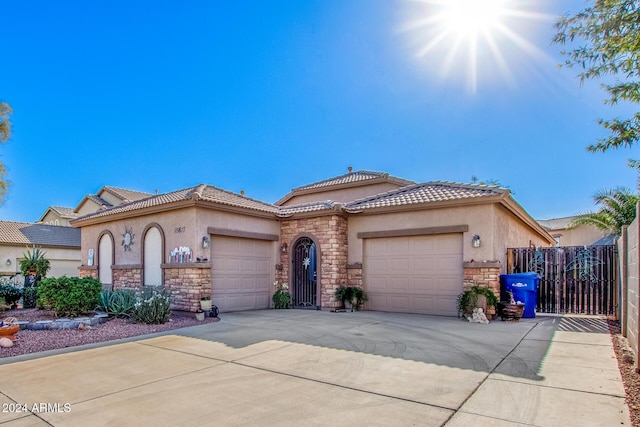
{"left": 102, "top": 186, "right": 153, "bottom": 202}
{"left": 86, "top": 194, "right": 113, "bottom": 208}
{"left": 292, "top": 170, "right": 403, "bottom": 192}
{"left": 277, "top": 201, "right": 339, "bottom": 216}
{"left": 48, "top": 206, "right": 77, "bottom": 218}
{"left": 345, "top": 181, "right": 506, "bottom": 211}
{"left": 198, "top": 185, "right": 278, "bottom": 213}
{"left": 0, "top": 221, "right": 80, "bottom": 247}
{"left": 537, "top": 217, "right": 575, "bottom": 230}
{"left": 73, "top": 185, "right": 278, "bottom": 222}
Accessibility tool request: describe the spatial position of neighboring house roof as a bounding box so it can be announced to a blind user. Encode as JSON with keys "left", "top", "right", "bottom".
{"left": 48, "top": 206, "right": 77, "bottom": 218}
{"left": 591, "top": 234, "right": 617, "bottom": 246}
{"left": 100, "top": 186, "right": 153, "bottom": 203}
{"left": 276, "top": 169, "right": 415, "bottom": 205}
{"left": 537, "top": 216, "right": 575, "bottom": 230}
{"left": 72, "top": 184, "right": 278, "bottom": 224}
{"left": 37, "top": 206, "right": 78, "bottom": 223}
{"left": 344, "top": 181, "right": 507, "bottom": 212}
{"left": 0, "top": 221, "right": 80, "bottom": 247}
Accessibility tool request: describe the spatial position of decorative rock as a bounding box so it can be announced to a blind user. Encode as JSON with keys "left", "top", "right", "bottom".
{"left": 0, "top": 337, "right": 13, "bottom": 348}
{"left": 467, "top": 307, "right": 489, "bottom": 324}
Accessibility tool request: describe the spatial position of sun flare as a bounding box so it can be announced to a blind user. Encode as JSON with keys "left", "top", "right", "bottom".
{"left": 441, "top": 0, "right": 505, "bottom": 37}
{"left": 400, "top": 0, "right": 555, "bottom": 93}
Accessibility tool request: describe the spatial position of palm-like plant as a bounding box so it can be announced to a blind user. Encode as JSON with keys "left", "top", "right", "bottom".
{"left": 19, "top": 246, "right": 51, "bottom": 282}
{"left": 569, "top": 187, "right": 638, "bottom": 235}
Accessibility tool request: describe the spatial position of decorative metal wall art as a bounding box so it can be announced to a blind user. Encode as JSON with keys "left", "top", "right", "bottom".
{"left": 122, "top": 227, "right": 135, "bottom": 251}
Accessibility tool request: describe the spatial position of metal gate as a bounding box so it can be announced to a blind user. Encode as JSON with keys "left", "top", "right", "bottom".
{"left": 292, "top": 237, "right": 318, "bottom": 309}
{"left": 507, "top": 245, "right": 617, "bottom": 315}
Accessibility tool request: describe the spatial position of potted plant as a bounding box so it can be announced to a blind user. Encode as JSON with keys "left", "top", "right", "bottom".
{"left": 19, "top": 246, "right": 51, "bottom": 285}
{"left": 195, "top": 309, "right": 205, "bottom": 321}
{"left": 272, "top": 281, "right": 291, "bottom": 309}
{"left": 200, "top": 296, "right": 212, "bottom": 311}
{"left": 456, "top": 285, "right": 499, "bottom": 319}
{"left": 335, "top": 285, "right": 368, "bottom": 311}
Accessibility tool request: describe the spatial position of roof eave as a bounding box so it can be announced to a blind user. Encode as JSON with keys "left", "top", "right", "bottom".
{"left": 72, "top": 198, "right": 279, "bottom": 227}
{"left": 345, "top": 194, "right": 506, "bottom": 215}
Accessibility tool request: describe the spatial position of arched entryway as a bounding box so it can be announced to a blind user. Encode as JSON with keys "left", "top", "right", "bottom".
{"left": 291, "top": 237, "right": 318, "bottom": 309}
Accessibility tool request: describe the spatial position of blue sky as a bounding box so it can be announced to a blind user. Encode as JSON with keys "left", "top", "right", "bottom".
{"left": 0, "top": 0, "right": 637, "bottom": 223}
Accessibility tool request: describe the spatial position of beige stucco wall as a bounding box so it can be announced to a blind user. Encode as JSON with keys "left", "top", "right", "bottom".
{"left": 281, "top": 183, "right": 406, "bottom": 206}
{"left": 347, "top": 202, "right": 551, "bottom": 273}
{"left": 0, "top": 245, "right": 80, "bottom": 278}
{"left": 76, "top": 199, "right": 102, "bottom": 217}
{"left": 546, "top": 224, "right": 608, "bottom": 246}
{"left": 79, "top": 206, "right": 280, "bottom": 272}
{"left": 493, "top": 204, "right": 554, "bottom": 258}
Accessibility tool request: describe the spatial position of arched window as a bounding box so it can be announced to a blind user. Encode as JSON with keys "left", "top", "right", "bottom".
{"left": 98, "top": 233, "right": 114, "bottom": 287}
{"left": 143, "top": 226, "right": 163, "bottom": 287}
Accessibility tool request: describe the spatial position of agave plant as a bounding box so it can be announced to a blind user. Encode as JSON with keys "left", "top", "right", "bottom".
{"left": 19, "top": 246, "right": 51, "bottom": 281}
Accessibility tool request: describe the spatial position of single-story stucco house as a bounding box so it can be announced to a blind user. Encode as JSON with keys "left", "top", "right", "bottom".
{"left": 0, "top": 221, "right": 81, "bottom": 279}
{"left": 72, "top": 169, "right": 555, "bottom": 316}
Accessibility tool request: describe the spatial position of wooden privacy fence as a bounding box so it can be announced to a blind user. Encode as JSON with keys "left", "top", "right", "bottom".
{"left": 507, "top": 245, "right": 617, "bottom": 315}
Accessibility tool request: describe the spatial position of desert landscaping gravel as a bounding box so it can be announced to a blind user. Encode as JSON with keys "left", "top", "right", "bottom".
{"left": 0, "top": 308, "right": 218, "bottom": 358}
{"left": 609, "top": 320, "right": 640, "bottom": 427}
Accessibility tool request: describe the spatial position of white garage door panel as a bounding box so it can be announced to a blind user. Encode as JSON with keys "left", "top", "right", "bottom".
{"left": 364, "top": 234, "right": 463, "bottom": 316}
{"left": 211, "top": 236, "right": 272, "bottom": 313}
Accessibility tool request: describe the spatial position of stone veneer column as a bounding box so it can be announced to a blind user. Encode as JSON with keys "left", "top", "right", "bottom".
{"left": 280, "top": 214, "right": 349, "bottom": 310}
{"left": 112, "top": 265, "right": 142, "bottom": 290}
{"left": 78, "top": 266, "right": 98, "bottom": 279}
{"left": 463, "top": 261, "right": 502, "bottom": 298}
{"left": 347, "top": 263, "right": 362, "bottom": 287}
{"left": 162, "top": 263, "right": 212, "bottom": 312}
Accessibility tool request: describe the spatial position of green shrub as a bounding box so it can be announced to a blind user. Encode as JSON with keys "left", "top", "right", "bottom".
{"left": 96, "top": 288, "right": 137, "bottom": 318}
{"left": 132, "top": 287, "right": 172, "bottom": 324}
{"left": 272, "top": 289, "right": 291, "bottom": 309}
{"left": 22, "top": 286, "right": 38, "bottom": 309}
{"left": 37, "top": 276, "right": 102, "bottom": 317}
{"left": 335, "top": 285, "right": 367, "bottom": 310}
{"left": 0, "top": 284, "right": 22, "bottom": 306}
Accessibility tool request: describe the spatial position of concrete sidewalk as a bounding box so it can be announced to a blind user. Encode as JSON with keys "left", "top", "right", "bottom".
{"left": 0, "top": 311, "right": 631, "bottom": 426}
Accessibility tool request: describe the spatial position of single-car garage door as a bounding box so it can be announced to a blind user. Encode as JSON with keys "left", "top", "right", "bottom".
{"left": 364, "top": 233, "right": 463, "bottom": 316}
{"left": 211, "top": 236, "right": 272, "bottom": 312}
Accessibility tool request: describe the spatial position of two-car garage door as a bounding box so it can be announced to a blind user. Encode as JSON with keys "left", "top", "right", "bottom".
{"left": 211, "top": 236, "right": 272, "bottom": 313}
{"left": 364, "top": 234, "right": 463, "bottom": 316}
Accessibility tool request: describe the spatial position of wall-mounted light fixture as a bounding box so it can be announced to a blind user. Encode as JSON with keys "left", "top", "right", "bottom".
{"left": 281, "top": 243, "right": 288, "bottom": 254}
{"left": 5, "top": 259, "right": 11, "bottom": 266}
{"left": 202, "top": 236, "right": 210, "bottom": 249}
{"left": 472, "top": 235, "right": 481, "bottom": 248}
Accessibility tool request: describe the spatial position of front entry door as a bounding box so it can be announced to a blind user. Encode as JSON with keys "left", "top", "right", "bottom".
{"left": 292, "top": 237, "right": 317, "bottom": 309}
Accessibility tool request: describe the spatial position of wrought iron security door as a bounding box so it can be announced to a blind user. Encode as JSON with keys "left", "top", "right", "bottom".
{"left": 292, "top": 237, "right": 317, "bottom": 309}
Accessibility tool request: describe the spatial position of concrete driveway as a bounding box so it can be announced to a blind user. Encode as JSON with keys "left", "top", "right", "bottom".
{"left": 0, "top": 311, "right": 631, "bottom": 426}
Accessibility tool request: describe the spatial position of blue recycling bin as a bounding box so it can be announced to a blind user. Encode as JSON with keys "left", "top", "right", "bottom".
{"left": 500, "top": 273, "right": 539, "bottom": 318}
